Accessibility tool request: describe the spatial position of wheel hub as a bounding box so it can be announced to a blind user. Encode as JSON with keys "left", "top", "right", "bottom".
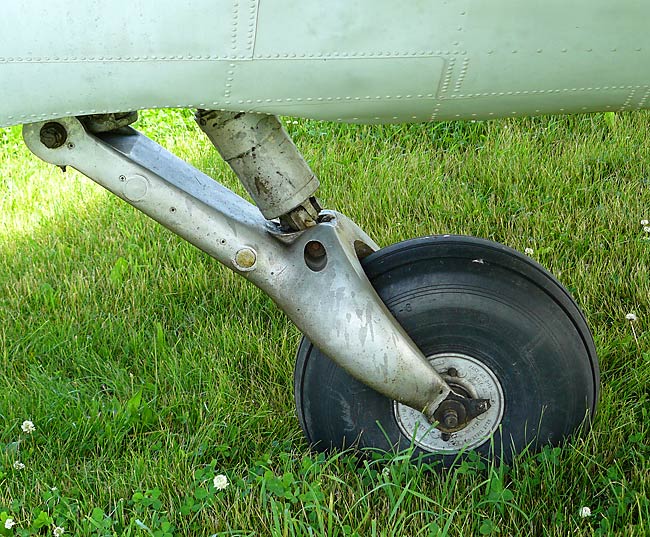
{"left": 393, "top": 352, "right": 505, "bottom": 453}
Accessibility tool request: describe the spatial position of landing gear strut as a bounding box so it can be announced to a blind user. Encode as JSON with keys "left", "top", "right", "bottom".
{"left": 23, "top": 112, "right": 599, "bottom": 463}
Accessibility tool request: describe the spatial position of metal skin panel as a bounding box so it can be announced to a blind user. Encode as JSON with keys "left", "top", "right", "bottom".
{"left": 2, "top": 0, "right": 650, "bottom": 126}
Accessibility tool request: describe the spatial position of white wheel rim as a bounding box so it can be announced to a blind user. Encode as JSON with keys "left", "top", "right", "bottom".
{"left": 393, "top": 352, "right": 505, "bottom": 454}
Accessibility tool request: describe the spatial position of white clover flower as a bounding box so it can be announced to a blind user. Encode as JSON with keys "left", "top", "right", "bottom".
{"left": 4, "top": 518, "right": 16, "bottom": 529}
{"left": 21, "top": 420, "right": 35, "bottom": 434}
{"left": 641, "top": 219, "right": 649, "bottom": 226}
{"left": 381, "top": 467, "right": 390, "bottom": 477}
{"left": 53, "top": 526, "right": 65, "bottom": 536}
{"left": 13, "top": 461, "right": 25, "bottom": 470}
{"left": 644, "top": 226, "right": 650, "bottom": 233}
{"left": 213, "top": 474, "right": 229, "bottom": 490}
{"left": 626, "top": 313, "right": 638, "bottom": 321}
{"left": 524, "top": 247, "right": 534, "bottom": 255}
{"left": 579, "top": 506, "right": 591, "bottom": 518}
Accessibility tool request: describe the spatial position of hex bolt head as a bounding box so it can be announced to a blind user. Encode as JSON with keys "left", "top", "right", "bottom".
{"left": 234, "top": 247, "right": 257, "bottom": 270}
{"left": 39, "top": 122, "right": 68, "bottom": 149}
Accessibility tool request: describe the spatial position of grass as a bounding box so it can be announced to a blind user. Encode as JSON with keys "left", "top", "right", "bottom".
{"left": 0, "top": 109, "right": 649, "bottom": 536}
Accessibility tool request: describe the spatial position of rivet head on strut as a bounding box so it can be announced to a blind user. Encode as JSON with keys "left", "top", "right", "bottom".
{"left": 39, "top": 122, "right": 68, "bottom": 149}
{"left": 234, "top": 247, "right": 257, "bottom": 271}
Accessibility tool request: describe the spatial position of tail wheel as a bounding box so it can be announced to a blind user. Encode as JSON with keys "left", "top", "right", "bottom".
{"left": 294, "top": 236, "right": 599, "bottom": 465}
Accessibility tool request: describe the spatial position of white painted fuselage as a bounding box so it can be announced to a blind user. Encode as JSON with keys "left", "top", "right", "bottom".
{"left": 1, "top": 1, "right": 649, "bottom": 127}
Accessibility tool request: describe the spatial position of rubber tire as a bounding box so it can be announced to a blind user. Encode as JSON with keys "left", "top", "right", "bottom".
{"left": 294, "top": 236, "right": 599, "bottom": 466}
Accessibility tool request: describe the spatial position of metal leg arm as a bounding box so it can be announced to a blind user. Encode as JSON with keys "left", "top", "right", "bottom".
{"left": 22, "top": 116, "right": 451, "bottom": 420}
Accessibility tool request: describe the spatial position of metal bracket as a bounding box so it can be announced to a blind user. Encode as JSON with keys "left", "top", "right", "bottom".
{"left": 22, "top": 116, "right": 451, "bottom": 420}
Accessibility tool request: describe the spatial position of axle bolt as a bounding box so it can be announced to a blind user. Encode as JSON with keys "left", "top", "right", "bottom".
{"left": 40, "top": 122, "right": 68, "bottom": 149}
{"left": 442, "top": 409, "right": 459, "bottom": 429}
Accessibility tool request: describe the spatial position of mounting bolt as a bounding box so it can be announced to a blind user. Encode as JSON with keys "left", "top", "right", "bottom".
{"left": 39, "top": 122, "right": 68, "bottom": 149}
{"left": 234, "top": 247, "right": 257, "bottom": 271}
{"left": 442, "top": 409, "right": 459, "bottom": 429}
{"left": 447, "top": 367, "right": 459, "bottom": 377}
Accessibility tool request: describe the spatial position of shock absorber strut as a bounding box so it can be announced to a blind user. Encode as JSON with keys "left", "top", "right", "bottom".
{"left": 196, "top": 110, "right": 322, "bottom": 231}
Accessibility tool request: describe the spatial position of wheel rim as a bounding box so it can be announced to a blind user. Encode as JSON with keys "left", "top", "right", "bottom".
{"left": 393, "top": 352, "right": 505, "bottom": 454}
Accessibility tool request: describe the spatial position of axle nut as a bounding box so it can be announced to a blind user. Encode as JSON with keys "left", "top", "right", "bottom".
{"left": 234, "top": 247, "right": 257, "bottom": 271}
{"left": 442, "top": 410, "right": 459, "bottom": 429}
